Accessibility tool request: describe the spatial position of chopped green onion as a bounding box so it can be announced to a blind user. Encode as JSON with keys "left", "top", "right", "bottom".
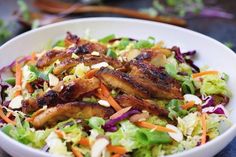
{"left": 106, "top": 49, "right": 117, "bottom": 59}
{"left": 117, "top": 38, "right": 130, "bottom": 50}
{"left": 135, "top": 128, "right": 172, "bottom": 145}
{"left": 4, "top": 77, "right": 16, "bottom": 86}
{"left": 134, "top": 37, "right": 155, "bottom": 49}
{"left": 53, "top": 40, "right": 65, "bottom": 47}
{"left": 99, "top": 34, "right": 115, "bottom": 44}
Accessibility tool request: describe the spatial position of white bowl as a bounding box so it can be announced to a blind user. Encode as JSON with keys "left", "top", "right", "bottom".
{"left": 0, "top": 17, "right": 235, "bottom": 157}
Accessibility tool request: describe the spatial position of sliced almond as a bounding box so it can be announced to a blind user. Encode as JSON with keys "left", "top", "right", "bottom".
{"left": 184, "top": 94, "right": 202, "bottom": 105}
{"left": 91, "top": 138, "right": 109, "bottom": 157}
{"left": 166, "top": 124, "right": 183, "bottom": 142}
{"left": 9, "top": 95, "right": 23, "bottom": 109}
{"left": 110, "top": 106, "right": 132, "bottom": 119}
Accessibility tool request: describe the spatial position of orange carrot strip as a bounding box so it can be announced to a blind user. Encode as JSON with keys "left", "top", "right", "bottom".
{"left": 110, "top": 106, "right": 132, "bottom": 119}
{"left": 135, "top": 121, "right": 175, "bottom": 133}
{"left": 107, "top": 95, "right": 122, "bottom": 111}
{"left": 181, "top": 101, "right": 195, "bottom": 110}
{"left": 107, "top": 145, "right": 127, "bottom": 154}
{"left": 201, "top": 113, "right": 207, "bottom": 145}
{"left": 79, "top": 137, "right": 90, "bottom": 147}
{"left": 112, "top": 154, "right": 122, "bottom": 157}
{"left": 0, "top": 107, "right": 16, "bottom": 125}
{"left": 192, "top": 71, "right": 218, "bottom": 78}
{"left": 72, "top": 146, "right": 84, "bottom": 157}
{"left": 85, "top": 69, "right": 98, "bottom": 79}
{"left": 31, "top": 52, "right": 37, "bottom": 61}
{"left": 14, "top": 61, "right": 22, "bottom": 97}
{"left": 96, "top": 84, "right": 122, "bottom": 111}
{"left": 100, "top": 83, "right": 111, "bottom": 98}
{"left": 55, "top": 129, "right": 65, "bottom": 139}
{"left": 95, "top": 92, "right": 107, "bottom": 100}
{"left": 26, "top": 83, "right": 34, "bottom": 93}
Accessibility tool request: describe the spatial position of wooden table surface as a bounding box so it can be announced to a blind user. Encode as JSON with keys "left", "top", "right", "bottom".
{"left": 0, "top": 0, "right": 236, "bottom": 156}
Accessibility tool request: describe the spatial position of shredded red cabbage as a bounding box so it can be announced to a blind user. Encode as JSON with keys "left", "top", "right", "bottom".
{"left": 202, "top": 104, "right": 229, "bottom": 117}
{"left": 185, "top": 59, "right": 200, "bottom": 73}
{"left": 171, "top": 46, "right": 200, "bottom": 72}
{"left": 108, "top": 37, "right": 137, "bottom": 43}
{"left": 0, "top": 77, "right": 11, "bottom": 105}
{"left": 171, "top": 46, "right": 185, "bottom": 63}
{"left": 182, "top": 50, "right": 197, "bottom": 57}
{"left": 103, "top": 109, "right": 140, "bottom": 132}
{"left": 201, "top": 96, "right": 214, "bottom": 108}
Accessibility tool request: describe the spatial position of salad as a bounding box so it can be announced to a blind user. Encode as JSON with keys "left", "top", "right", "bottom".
{"left": 0, "top": 32, "right": 231, "bottom": 157}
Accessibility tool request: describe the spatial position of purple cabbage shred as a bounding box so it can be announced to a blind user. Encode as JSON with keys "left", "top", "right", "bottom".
{"left": 103, "top": 109, "right": 140, "bottom": 132}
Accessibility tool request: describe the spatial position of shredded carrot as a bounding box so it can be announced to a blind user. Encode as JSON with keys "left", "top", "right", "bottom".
{"left": 14, "top": 61, "right": 22, "bottom": 97}
{"left": 110, "top": 106, "right": 132, "bottom": 119}
{"left": 100, "top": 83, "right": 111, "bottom": 98}
{"left": 79, "top": 137, "right": 90, "bottom": 147}
{"left": 107, "top": 145, "right": 127, "bottom": 155}
{"left": 26, "top": 83, "right": 34, "bottom": 93}
{"left": 135, "top": 121, "right": 175, "bottom": 133}
{"left": 72, "top": 146, "right": 84, "bottom": 157}
{"left": 111, "top": 154, "right": 122, "bottom": 157}
{"left": 55, "top": 129, "right": 65, "bottom": 139}
{"left": 181, "top": 101, "right": 195, "bottom": 110}
{"left": 95, "top": 91, "right": 107, "bottom": 100}
{"left": 0, "top": 107, "right": 16, "bottom": 125}
{"left": 85, "top": 69, "right": 98, "bottom": 79}
{"left": 192, "top": 70, "right": 218, "bottom": 78}
{"left": 107, "top": 96, "right": 122, "bottom": 111}
{"left": 96, "top": 83, "right": 122, "bottom": 111}
{"left": 201, "top": 113, "right": 207, "bottom": 145}
{"left": 31, "top": 52, "right": 37, "bottom": 61}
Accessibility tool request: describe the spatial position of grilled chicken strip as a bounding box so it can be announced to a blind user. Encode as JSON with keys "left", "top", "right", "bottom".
{"left": 37, "top": 39, "right": 107, "bottom": 69}
{"left": 31, "top": 101, "right": 115, "bottom": 128}
{"left": 135, "top": 50, "right": 167, "bottom": 67}
{"left": 96, "top": 67, "right": 150, "bottom": 98}
{"left": 53, "top": 54, "right": 123, "bottom": 75}
{"left": 65, "top": 32, "right": 107, "bottom": 54}
{"left": 129, "top": 61, "right": 182, "bottom": 99}
{"left": 36, "top": 49, "right": 70, "bottom": 68}
{"left": 37, "top": 77, "right": 100, "bottom": 107}
{"left": 96, "top": 64, "right": 182, "bottom": 99}
{"left": 117, "top": 94, "right": 168, "bottom": 116}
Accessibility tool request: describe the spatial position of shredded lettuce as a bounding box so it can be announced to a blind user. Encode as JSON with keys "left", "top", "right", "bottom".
{"left": 73, "top": 63, "right": 90, "bottom": 78}
{"left": 182, "top": 79, "right": 195, "bottom": 94}
{"left": 177, "top": 112, "right": 199, "bottom": 136}
{"left": 166, "top": 99, "right": 188, "bottom": 120}
{"left": 132, "top": 146, "right": 152, "bottom": 157}
{"left": 107, "top": 120, "right": 171, "bottom": 152}
{"left": 88, "top": 117, "right": 105, "bottom": 133}
{"left": 2, "top": 119, "right": 51, "bottom": 148}
{"left": 200, "top": 75, "right": 231, "bottom": 96}
{"left": 46, "top": 132, "right": 73, "bottom": 157}
{"left": 55, "top": 119, "right": 82, "bottom": 144}
{"left": 107, "top": 120, "right": 140, "bottom": 151}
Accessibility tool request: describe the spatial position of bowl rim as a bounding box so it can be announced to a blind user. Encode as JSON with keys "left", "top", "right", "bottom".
{"left": 0, "top": 17, "right": 236, "bottom": 157}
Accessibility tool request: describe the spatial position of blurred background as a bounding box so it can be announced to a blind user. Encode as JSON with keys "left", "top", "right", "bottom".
{"left": 0, "top": 0, "right": 236, "bottom": 156}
